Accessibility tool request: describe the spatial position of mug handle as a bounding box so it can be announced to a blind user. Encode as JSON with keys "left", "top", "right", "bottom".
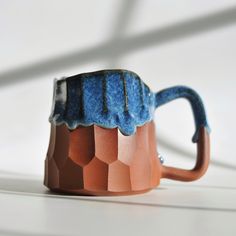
{"left": 155, "top": 86, "right": 211, "bottom": 181}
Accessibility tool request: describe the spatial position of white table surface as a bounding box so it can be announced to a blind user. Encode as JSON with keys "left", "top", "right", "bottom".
{"left": 0, "top": 164, "right": 236, "bottom": 236}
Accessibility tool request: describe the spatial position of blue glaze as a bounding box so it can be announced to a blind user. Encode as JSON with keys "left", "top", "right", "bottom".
{"left": 49, "top": 70, "right": 155, "bottom": 136}
{"left": 155, "top": 86, "right": 210, "bottom": 142}
{"left": 49, "top": 69, "right": 210, "bottom": 142}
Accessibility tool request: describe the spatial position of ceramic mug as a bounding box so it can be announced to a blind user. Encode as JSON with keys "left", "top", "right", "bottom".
{"left": 44, "top": 69, "right": 210, "bottom": 196}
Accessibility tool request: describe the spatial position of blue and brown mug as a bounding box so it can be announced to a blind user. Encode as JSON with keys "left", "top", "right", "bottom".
{"left": 44, "top": 69, "right": 210, "bottom": 196}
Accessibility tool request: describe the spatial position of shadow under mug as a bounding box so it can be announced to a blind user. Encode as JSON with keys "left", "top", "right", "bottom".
{"left": 44, "top": 69, "right": 210, "bottom": 196}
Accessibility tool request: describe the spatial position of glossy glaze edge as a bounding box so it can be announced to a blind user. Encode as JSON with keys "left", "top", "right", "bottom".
{"left": 49, "top": 69, "right": 155, "bottom": 136}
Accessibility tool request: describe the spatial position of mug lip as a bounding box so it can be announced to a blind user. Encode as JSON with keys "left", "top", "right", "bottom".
{"left": 58, "top": 69, "right": 142, "bottom": 82}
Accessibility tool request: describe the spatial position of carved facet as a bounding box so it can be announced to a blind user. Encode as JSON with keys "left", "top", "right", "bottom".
{"left": 44, "top": 121, "right": 160, "bottom": 196}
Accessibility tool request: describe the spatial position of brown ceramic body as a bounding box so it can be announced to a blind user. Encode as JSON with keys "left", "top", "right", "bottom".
{"left": 44, "top": 121, "right": 160, "bottom": 195}
{"left": 44, "top": 121, "right": 210, "bottom": 196}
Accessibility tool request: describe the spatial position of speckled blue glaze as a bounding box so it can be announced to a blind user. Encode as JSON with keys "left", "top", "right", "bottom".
{"left": 49, "top": 69, "right": 210, "bottom": 143}
{"left": 155, "top": 86, "right": 210, "bottom": 142}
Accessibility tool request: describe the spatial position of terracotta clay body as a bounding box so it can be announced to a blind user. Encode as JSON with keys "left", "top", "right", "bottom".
{"left": 44, "top": 121, "right": 210, "bottom": 196}
{"left": 44, "top": 121, "right": 161, "bottom": 195}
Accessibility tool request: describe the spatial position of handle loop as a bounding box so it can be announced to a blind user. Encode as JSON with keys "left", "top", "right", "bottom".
{"left": 155, "top": 86, "right": 210, "bottom": 181}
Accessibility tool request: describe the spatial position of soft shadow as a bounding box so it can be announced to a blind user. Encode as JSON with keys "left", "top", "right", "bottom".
{"left": 0, "top": 175, "right": 236, "bottom": 212}
{"left": 0, "top": 176, "right": 45, "bottom": 194}
{"left": 107, "top": 0, "right": 137, "bottom": 67}
{"left": 160, "top": 183, "right": 236, "bottom": 191}
{"left": 0, "top": 229, "right": 59, "bottom": 236}
{"left": 1, "top": 6, "right": 236, "bottom": 86}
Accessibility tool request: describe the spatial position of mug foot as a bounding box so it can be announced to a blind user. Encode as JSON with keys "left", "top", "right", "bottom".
{"left": 47, "top": 187, "right": 153, "bottom": 196}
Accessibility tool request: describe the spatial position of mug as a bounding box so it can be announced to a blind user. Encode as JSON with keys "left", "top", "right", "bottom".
{"left": 44, "top": 69, "right": 210, "bottom": 196}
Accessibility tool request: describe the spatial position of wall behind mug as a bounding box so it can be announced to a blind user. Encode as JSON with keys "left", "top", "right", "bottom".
{"left": 0, "top": 0, "right": 235, "bottom": 182}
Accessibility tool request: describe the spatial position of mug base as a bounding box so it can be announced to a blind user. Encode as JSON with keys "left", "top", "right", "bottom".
{"left": 47, "top": 187, "right": 153, "bottom": 196}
